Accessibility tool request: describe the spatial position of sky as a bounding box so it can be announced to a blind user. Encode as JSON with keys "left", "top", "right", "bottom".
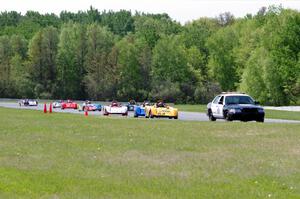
{"left": 1, "top": 0, "right": 300, "bottom": 24}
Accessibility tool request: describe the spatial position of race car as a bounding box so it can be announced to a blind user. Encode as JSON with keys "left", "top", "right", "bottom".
{"left": 82, "top": 101, "right": 102, "bottom": 111}
{"left": 61, "top": 100, "right": 78, "bottom": 110}
{"left": 134, "top": 101, "right": 151, "bottom": 117}
{"left": 207, "top": 92, "right": 265, "bottom": 122}
{"left": 19, "top": 99, "right": 38, "bottom": 106}
{"left": 52, "top": 100, "right": 63, "bottom": 108}
{"left": 145, "top": 101, "right": 178, "bottom": 119}
{"left": 127, "top": 100, "right": 137, "bottom": 111}
{"left": 103, "top": 101, "right": 128, "bottom": 116}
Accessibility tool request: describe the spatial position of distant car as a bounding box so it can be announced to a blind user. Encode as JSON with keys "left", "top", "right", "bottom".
{"left": 52, "top": 100, "right": 63, "bottom": 108}
{"left": 145, "top": 101, "right": 178, "bottom": 119}
{"left": 103, "top": 101, "right": 128, "bottom": 116}
{"left": 82, "top": 101, "right": 102, "bottom": 111}
{"left": 61, "top": 100, "right": 78, "bottom": 110}
{"left": 19, "top": 99, "right": 38, "bottom": 106}
{"left": 207, "top": 92, "right": 265, "bottom": 122}
{"left": 127, "top": 100, "right": 137, "bottom": 111}
{"left": 134, "top": 101, "right": 151, "bottom": 117}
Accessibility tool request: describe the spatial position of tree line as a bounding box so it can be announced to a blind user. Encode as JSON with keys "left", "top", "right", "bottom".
{"left": 0, "top": 6, "right": 299, "bottom": 105}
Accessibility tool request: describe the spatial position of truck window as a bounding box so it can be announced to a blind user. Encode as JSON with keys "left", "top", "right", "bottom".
{"left": 219, "top": 96, "right": 224, "bottom": 104}
{"left": 213, "top": 96, "right": 220, "bottom": 104}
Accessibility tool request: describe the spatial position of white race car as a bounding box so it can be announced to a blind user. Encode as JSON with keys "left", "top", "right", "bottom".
{"left": 103, "top": 101, "right": 128, "bottom": 116}
{"left": 52, "top": 101, "right": 62, "bottom": 108}
{"left": 19, "top": 99, "right": 38, "bottom": 106}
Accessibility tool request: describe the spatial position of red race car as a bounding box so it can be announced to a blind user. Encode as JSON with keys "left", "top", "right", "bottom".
{"left": 61, "top": 100, "right": 78, "bottom": 110}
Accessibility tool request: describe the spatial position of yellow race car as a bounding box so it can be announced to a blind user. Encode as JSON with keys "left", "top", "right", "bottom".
{"left": 145, "top": 102, "right": 178, "bottom": 119}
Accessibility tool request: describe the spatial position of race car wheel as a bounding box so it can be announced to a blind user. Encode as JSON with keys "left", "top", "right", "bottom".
{"left": 208, "top": 109, "right": 216, "bottom": 121}
{"left": 149, "top": 111, "right": 154, "bottom": 118}
{"left": 103, "top": 109, "right": 109, "bottom": 116}
{"left": 174, "top": 116, "right": 178, "bottom": 119}
{"left": 168, "top": 117, "right": 172, "bottom": 119}
{"left": 134, "top": 114, "right": 138, "bottom": 118}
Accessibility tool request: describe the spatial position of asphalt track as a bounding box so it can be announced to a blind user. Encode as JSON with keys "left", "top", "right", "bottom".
{"left": 0, "top": 102, "right": 299, "bottom": 123}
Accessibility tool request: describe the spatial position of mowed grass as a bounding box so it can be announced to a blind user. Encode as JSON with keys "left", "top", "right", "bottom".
{"left": 265, "top": 109, "right": 300, "bottom": 121}
{"left": 175, "top": 104, "right": 300, "bottom": 121}
{"left": 174, "top": 104, "right": 207, "bottom": 113}
{"left": 0, "top": 108, "right": 300, "bottom": 198}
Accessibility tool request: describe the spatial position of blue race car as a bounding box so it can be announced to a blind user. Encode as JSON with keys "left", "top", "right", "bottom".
{"left": 127, "top": 100, "right": 136, "bottom": 111}
{"left": 82, "top": 101, "right": 102, "bottom": 111}
{"left": 134, "top": 102, "right": 151, "bottom": 117}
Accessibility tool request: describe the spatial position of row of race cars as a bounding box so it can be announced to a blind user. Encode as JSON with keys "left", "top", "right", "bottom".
{"left": 18, "top": 92, "right": 266, "bottom": 122}
{"left": 19, "top": 99, "right": 179, "bottom": 119}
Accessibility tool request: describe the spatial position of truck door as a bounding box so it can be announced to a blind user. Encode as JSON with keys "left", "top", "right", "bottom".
{"left": 215, "top": 96, "right": 224, "bottom": 118}
{"left": 211, "top": 96, "right": 220, "bottom": 117}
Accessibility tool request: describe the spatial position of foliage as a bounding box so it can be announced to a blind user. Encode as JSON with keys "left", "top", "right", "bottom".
{"left": 84, "top": 24, "right": 115, "bottom": 100}
{"left": 0, "top": 7, "right": 299, "bottom": 105}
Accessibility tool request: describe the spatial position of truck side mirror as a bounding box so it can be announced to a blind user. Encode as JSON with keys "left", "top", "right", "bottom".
{"left": 218, "top": 101, "right": 223, "bottom": 105}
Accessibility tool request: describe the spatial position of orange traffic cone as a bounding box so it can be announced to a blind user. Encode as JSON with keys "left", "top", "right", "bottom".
{"left": 49, "top": 103, "right": 52, "bottom": 113}
{"left": 44, "top": 103, "right": 47, "bottom": 113}
{"left": 85, "top": 110, "right": 88, "bottom": 116}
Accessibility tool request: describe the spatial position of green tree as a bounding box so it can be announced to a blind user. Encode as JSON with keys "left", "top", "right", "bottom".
{"left": 207, "top": 26, "right": 239, "bottom": 91}
{"left": 117, "top": 35, "right": 144, "bottom": 100}
{"left": 10, "top": 54, "right": 34, "bottom": 98}
{"left": 182, "top": 18, "right": 219, "bottom": 67}
{"left": 151, "top": 35, "right": 194, "bottom": 102}
{"left": 240, "top": 47, "right": 268, "bottom": 103}
{"left": 0, "top": 36, "right": 12, "bottom": 96}
{"left": 261, "top": 9, "right": 300, "bottom": 104}
{"left": 84, "top": 24, "right": 115, "bottom": 100}
{"left": 134, "top": 15, "right": 181, "bottom": 49}
{"left": 56, "top": 22, "right": 87, "bottom": 99}
{"left": 27, "top": 26, "right": 59, "bottom": 98}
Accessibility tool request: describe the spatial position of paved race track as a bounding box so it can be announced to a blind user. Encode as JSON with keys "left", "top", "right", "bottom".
{"left": 0, "top": 102, "right": 299, "bottom": 124}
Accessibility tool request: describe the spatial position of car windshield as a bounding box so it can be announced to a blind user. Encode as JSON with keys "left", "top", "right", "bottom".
{"left": 225, "top": 96, "right": 254, "bottom": 105}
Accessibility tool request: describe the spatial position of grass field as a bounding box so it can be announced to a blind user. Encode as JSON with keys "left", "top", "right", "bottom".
{"left": 0, "top": 107, "right": 300, "bottom": 198}
{"left": 174, "top": 104, "right": 207, "bottom": 113}
{"left": 175, "top": 104, "right": 300, "bottom": 121}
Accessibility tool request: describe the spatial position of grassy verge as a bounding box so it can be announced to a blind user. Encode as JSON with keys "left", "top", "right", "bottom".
{"left": 174, "top": 104, "right": 207, "bottom": 113}
{"left": 265, "top": 109, "right": 300, "bottom": 121}
{"left": 175, "top": 104, "right": 300, "bottom": 121}
{"left": 0, "top": 107, "right": 300, "bottom": 198}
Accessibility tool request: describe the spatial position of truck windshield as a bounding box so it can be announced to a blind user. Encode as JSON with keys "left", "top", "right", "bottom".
{"left": 225, "top": 96, "right": 254, "bottom": 105}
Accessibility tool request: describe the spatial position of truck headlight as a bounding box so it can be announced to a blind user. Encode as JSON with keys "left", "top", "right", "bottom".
{"left": 229, "top": 108, "right": 241, "bottom": 114}
{"left": 258, "top": 108, "right": 264, "bottom": 113}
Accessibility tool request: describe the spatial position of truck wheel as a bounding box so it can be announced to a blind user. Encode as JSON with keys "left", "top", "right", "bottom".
{"left": 208, "top": 110, "right": 216, "bottom": 121}
{"left": 225, "top": 115, "right": 232, "bottom": 121}
{"left": 224, "top": 111, "right": 232, "bottom": 122}
{"left": 256, "top": 118, "right": 264, "bottom": 123}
